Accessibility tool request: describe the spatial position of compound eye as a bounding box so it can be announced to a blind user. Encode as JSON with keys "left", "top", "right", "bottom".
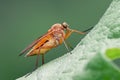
{"left": 63, "top": 25, "right": 67, "bottom": 29}
{"left": 62, "top": 22, "right": 69, "bottom": 29}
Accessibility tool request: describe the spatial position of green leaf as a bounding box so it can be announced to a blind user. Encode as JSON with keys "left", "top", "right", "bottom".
{"left": 106, "top": 48, "right": 120, "bottom": 60}
{"left": 73, "top": 50, "right": 120, "bottom": 80}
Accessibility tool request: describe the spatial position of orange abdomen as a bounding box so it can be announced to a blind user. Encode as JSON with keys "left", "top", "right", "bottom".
{"left": 26, "top": 34, "right": 61, "bottom": 56}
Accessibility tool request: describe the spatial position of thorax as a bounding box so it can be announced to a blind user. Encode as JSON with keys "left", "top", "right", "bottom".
{"left": 52, "top": 30, "right": 65, "bottom": 45}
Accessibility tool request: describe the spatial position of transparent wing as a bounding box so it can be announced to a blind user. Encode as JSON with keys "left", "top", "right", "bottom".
{"left": 19, "top": 31, "right": 53, "bottom": 56}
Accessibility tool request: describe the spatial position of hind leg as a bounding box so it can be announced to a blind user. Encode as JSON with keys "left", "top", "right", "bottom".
{"left": 34, "top": 54, "right": 40, "bottom": 70}
{"left": 41, "top": 54, "right": 44, "bottom": 65}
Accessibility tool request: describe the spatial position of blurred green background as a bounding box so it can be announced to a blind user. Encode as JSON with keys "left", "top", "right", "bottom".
{"left": 0, "top": 0, "right": 112, "bottom": 80}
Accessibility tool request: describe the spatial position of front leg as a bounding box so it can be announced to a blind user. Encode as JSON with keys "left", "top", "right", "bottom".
{"left": 62, "top": 37, "right": 72, "bottom": 54}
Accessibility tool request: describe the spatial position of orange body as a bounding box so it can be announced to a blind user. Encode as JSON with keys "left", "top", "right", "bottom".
{"left": 26, "top": 27, "right": 65, "bottom": 56}
{"left": 25, "top": 23, "right": 68, "bottom": 56}
{"left": 19, "top": 22, "right": 86, "bottom": 70}
{"left": 19, "top": 22, "right": 94, "bottom": 74}
{"left": 20, "top": 22, "right": 85, "bottom": 57}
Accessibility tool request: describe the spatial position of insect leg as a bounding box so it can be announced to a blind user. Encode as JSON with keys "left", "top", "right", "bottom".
{"left": 25, "top": 55, "right": 39, "bottom": 77}
{"left": 62, "top": 37, "right": 72, "bottom": 54}
{"left": 25, "top": 54, "right": 40, "bottom": 77}
{"left": 82, "top": 27, "right": 93, "bottom": 32}
{"left": 72, "top": 29, "right": 85, "bottom": 34}
{"left": 34, "top": 54, "right": 40, "bottom": 70}
{"left": 41, "top": 54, "right": 44, "bottom": 65}
{"left": 34, "top": 46, "right": 41, "bottom": 70}
{"left": 65, "top": 40, "right": 73, "bottom": 50}
{"left": 25, "top": 55, "right": 40, "bottom": 77}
